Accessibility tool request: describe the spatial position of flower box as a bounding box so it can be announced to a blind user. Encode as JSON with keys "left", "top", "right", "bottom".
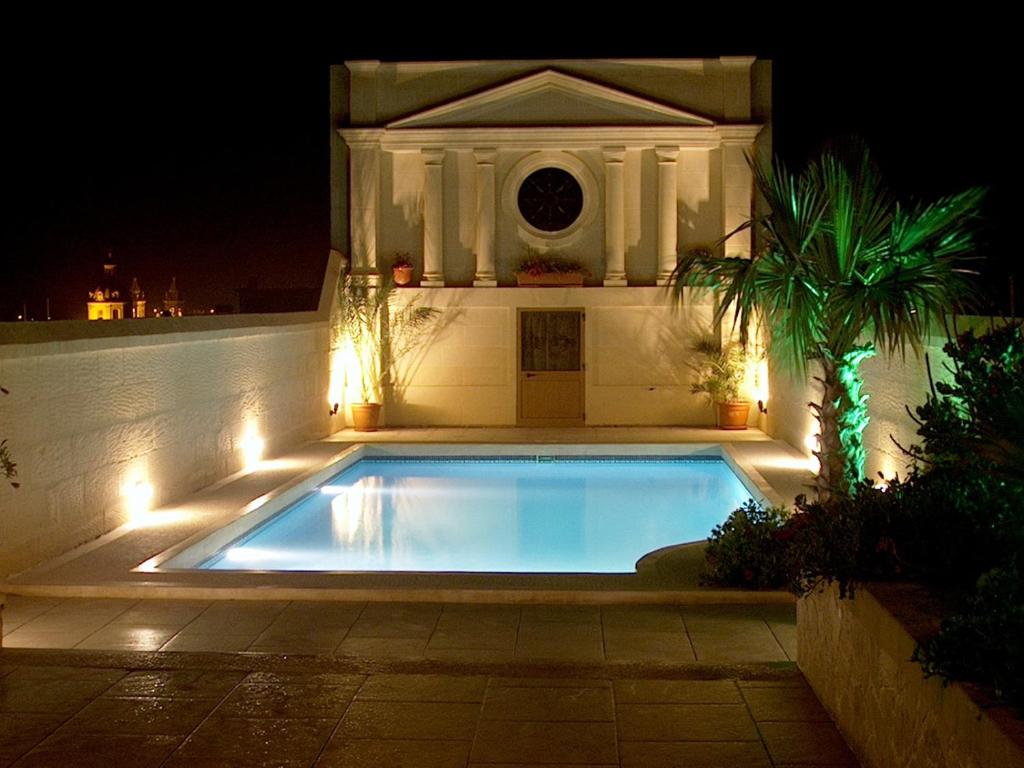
{"left": 515, "top": 272, "right": 584, "bottom": 287}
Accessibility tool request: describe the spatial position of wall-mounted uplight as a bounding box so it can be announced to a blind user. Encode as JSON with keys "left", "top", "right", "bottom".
{"left": 240, "top": 429, "right": 265, "bottom": 471}
{"left": 123, "top": 479, "right": 154, "bottom": 527}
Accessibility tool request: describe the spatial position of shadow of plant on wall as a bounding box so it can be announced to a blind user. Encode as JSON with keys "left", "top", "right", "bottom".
{"left": 1, "top": 385, "right": 17, "bottom": 488}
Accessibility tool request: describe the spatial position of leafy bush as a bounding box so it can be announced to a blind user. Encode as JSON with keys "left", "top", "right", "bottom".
{"left": 701, "top": 499, "right": 790, "bottom": 589}
{"left": 913, "top": 562, "right": 1024, "bottom": 709}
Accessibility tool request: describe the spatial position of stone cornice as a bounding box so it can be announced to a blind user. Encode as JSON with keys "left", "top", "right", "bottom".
{"left": 717, "top": 125, "right": 763, "bottom": 145}
{"left": 342, "top": 125, "right": 762, "bottom": 151}
{"left": 339, "top": 128, "right": 385, "bottom": 147}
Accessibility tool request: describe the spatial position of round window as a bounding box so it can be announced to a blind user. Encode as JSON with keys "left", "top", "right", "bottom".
{"left": 517, "top": 167, "right": 584, "bottom": 233}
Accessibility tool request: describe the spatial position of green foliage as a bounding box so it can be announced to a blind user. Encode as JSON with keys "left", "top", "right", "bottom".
{"left": 391, "top": 252, "right": 413, "bottom": 269}
{"left": 913, "top": 563, "right": 1024, "bottom": 710}
{"left": 770, "top": 323, "right": 1024, "bottom": 707}
{"left": 671, "top": 140, "right": 985, "bottom": 495}
{"left": 689, "top": 334, "right": 747, "bottom": 405}
{"left": 701, "top": 500, "right": 790, "bottom": 589}
{"left": 517, "top": 250, "right": 586, "bottom": 276}
{"left": 335, "top": 270, "right": 439, "bottom": 403}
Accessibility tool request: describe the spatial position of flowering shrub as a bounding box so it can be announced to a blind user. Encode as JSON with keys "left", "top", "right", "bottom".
{"left": 701, "top": 499, "right": 789, "bottom": 589}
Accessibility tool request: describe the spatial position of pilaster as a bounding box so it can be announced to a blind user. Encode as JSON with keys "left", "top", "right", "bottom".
{"left": 656, "top": 146, "right": 679, "bottom": 285}
{"left": 421, "top": 148, "right": 446, "bottom": 287}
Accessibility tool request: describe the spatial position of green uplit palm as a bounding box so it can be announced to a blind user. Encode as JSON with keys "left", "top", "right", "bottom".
{"left": 671, "top": 143, "right": 985, "bottom": 498}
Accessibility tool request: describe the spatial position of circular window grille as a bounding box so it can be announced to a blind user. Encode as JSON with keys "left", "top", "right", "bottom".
{"left": 517, "top": 167, "right": 584, "bottom": 233}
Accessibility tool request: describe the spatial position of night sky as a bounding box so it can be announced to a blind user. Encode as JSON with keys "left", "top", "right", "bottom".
{"left": 4, "top": 25, "right": 1014, "bottom": 321}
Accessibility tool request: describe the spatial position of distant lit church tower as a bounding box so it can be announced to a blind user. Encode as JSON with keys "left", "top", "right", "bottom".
{"left": 87, "top": 254, "right": 128, "bottom": 320}
{"left": 163, "top": 277, "right": 183, "bottom": 317}
{"left": 129, "top": 277, "right": 146, "bottom": 318}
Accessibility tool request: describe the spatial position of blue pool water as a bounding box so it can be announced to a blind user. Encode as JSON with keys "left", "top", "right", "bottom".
{"left": 199, "top": 456, "right": 753, "bottom": 573}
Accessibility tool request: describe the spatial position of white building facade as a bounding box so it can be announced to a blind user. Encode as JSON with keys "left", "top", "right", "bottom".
{"left": 330, "top": 58, "right": 771, "bottom": 427}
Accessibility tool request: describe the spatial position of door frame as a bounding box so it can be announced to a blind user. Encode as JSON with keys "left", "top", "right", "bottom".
{"left": 515, "top": 307, "right": 586, "bottom": 427}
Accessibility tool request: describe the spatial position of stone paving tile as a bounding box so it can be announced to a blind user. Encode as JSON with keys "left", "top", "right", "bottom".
{"left": 515, "top": 622, "right": 604, "bottom": 661}
{"left": 613, "top": 679, "right": 742, "bottom": 704}
{"left": 482, "top": 685, "right": 614, "bottom": 721}
{"left": 218, "top": 682, "right": 358, "bottom": 719}
{"left": 428, "top": 624, "right": 517, "bottom": 651}
{"left": 178, "top": 601, "right": 287, "bottom": 635}
{"left": 103, "top": 670, "right": 245, "bottom": 699}
{"left": 618, "top": 740, "right": 773, "bottom": 768}
{"left": 0, "top": 671, "right": 125, "bottom": 715}
{"left": 471, "top": 720, "right": 618, "bottom": 765}
{"left": 247, "top": 627, "right": 350, "bottom": 655}
{"left": 316, "top": 737, "right": 472, "bottom": 768}
{"left": 1, "top": 628, "right": 98, "bottom": 649}
{"left": 346, "top": 603, "right": 441, "bottom": 639}
{"left": 74, "top": 624, "right": 179, "bottom": 651}
{"left": 13, "top": 732, "right": 180, "bottom": 768}
{"left": 616, "top": 703, "right": 761, "bottom": 742}
{"left": 59, "top": 696, "right": 216, "bottom": 736}
{"left": 339, "top": 700, "right": 480, "bottom": 740}
{"left": 165, "top": 716, "right": 336, "bottom": 768}
{"left": 426, "top": 648, "right": 516, "bottom": 662}
{"left": 489, "top": 676, "right": 612, "bottom": 689}
{"left": 439, "top": 603, "right": 521, "bottom": 627}
{"left": 741, "top": 685, "right": 832, "bottom": 722}
{"left": 682, "top": 614, "right": 788, "bottom": 663}
{"left": 0, "top": 712, "right": 67, "bottom": 766}
{"left": 357, "top": 674, "right": 488, "bottom": 702}
{"left": 243, "top": 671, "right": 366, "bottom": 687}
{"left": 159, "top": 632, "right": 258, "bottom": 653}
{"left": 335, "top": 637, "right": 428, "bottom": 658}
{"left": 602, "top": 605, "right": 686, "bottom": 630}
{"left": 109, "top": 600, "right": 211, "bottom": 627}
{"left": 519, "top": 605, "right": 601, "bottom": 625}
{"left": 757, "top": 720, "right": 859, "bottom": 766}
{"left": 602, "top": 628, "right": 696, "bottom": 662}
{"left": 271, "top": 601, "right": 365, "bottom": 629}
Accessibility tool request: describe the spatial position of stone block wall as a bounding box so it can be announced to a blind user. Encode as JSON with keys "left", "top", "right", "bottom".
{"left": 798, "top": 584, "right": 1024, "bottom": 768}
{"left": 0, "top": 258, "right": 340, "bottom": 578}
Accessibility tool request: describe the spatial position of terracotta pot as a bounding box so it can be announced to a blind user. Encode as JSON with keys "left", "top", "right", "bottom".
{"left": 351, "top": 402, "right": 382, "bottom": 432}
{"left": 516, "top": 271, "right": 584, "bottom": 287}
{"left": 393, "top": 265, "right": 414, "bottom": 286}
{"left": 716, "top": 401, "right": 750, "bottom": 430}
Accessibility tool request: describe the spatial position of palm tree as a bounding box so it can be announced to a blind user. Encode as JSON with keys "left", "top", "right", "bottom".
{"left": 671, "top": 142, "right": 985, "bottom": 498}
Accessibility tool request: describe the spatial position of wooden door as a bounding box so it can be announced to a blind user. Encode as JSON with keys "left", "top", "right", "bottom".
{"left": 517, "top": 309, "right": 584, "bottom": 426}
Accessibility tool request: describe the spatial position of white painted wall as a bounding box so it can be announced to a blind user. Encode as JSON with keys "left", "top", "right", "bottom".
{"left": 381, "top": 286, "right": 753, "bottom": 427}
{"left": 0, "top": 257, "right": 341, "bottom": 578}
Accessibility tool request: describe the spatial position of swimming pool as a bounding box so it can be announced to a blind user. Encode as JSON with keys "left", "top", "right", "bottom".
{"left": 159, "top": 445, "right": 762, "bottom": 574}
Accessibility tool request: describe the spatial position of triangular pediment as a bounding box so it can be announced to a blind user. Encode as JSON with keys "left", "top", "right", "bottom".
{"left": 387, "top": 69, "right": 715, "bottom": 129}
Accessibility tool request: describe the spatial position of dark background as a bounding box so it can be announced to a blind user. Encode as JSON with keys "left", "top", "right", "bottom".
{"left": 3, "top": 22, "right": 1014, "bottom": 320}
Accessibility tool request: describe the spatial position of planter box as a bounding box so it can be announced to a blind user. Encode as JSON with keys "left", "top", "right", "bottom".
{"left": 515, "top": 272, "right": 584, "bottom": 287}
{"left": 798, "top": 582, "right": 1024, "bottom": 768}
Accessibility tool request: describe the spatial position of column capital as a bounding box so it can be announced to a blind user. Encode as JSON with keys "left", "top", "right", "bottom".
{"left": 472, "top": 148, "right": 497, "bottom": 165}
{"left": 601, "top": 146, "right": 626, "bottom": 164}
{"left": 422, "top": 147, "right": 446, "bottom": 165}
{"left": 655, "top": 146, "right": 680, "bottom": 163}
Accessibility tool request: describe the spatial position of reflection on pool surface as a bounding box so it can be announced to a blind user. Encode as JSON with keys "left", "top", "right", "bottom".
{"left": 194, "top": 456, "right": 752, "bottom": 573}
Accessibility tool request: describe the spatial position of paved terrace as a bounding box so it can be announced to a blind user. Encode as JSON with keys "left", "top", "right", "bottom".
{"left": 1, "top": 428, "right": 857, "bottom": 765}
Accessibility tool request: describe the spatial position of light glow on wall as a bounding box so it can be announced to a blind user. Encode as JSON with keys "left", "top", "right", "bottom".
{"left": 804, "top": 430, "right": 822, "bottom": 474}
{"left": 122, "top": 478, "right": 154, "bottom": 528}
{"left": 328, "top": 336, "right": 366, "bottom": 417}
{"left": 240, "top": 425, "right": 265, "bottom": 471}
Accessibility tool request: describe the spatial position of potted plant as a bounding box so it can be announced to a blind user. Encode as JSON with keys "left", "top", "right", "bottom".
{"left": 516, "top": 252, "right": 586, "bottom": 286}
{"left": 391, "top": 253, "right": 414, "bottom": 286}
{"left": 335, "top": 270, "right": 438, "bottom": 431}
{"left": 689, "top": 334, "right": 750, "bottom": 429}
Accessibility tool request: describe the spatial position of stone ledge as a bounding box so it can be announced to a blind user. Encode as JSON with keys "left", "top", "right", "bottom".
{"left": 798, "top": 582, "right": 1024, "bottom": 768}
